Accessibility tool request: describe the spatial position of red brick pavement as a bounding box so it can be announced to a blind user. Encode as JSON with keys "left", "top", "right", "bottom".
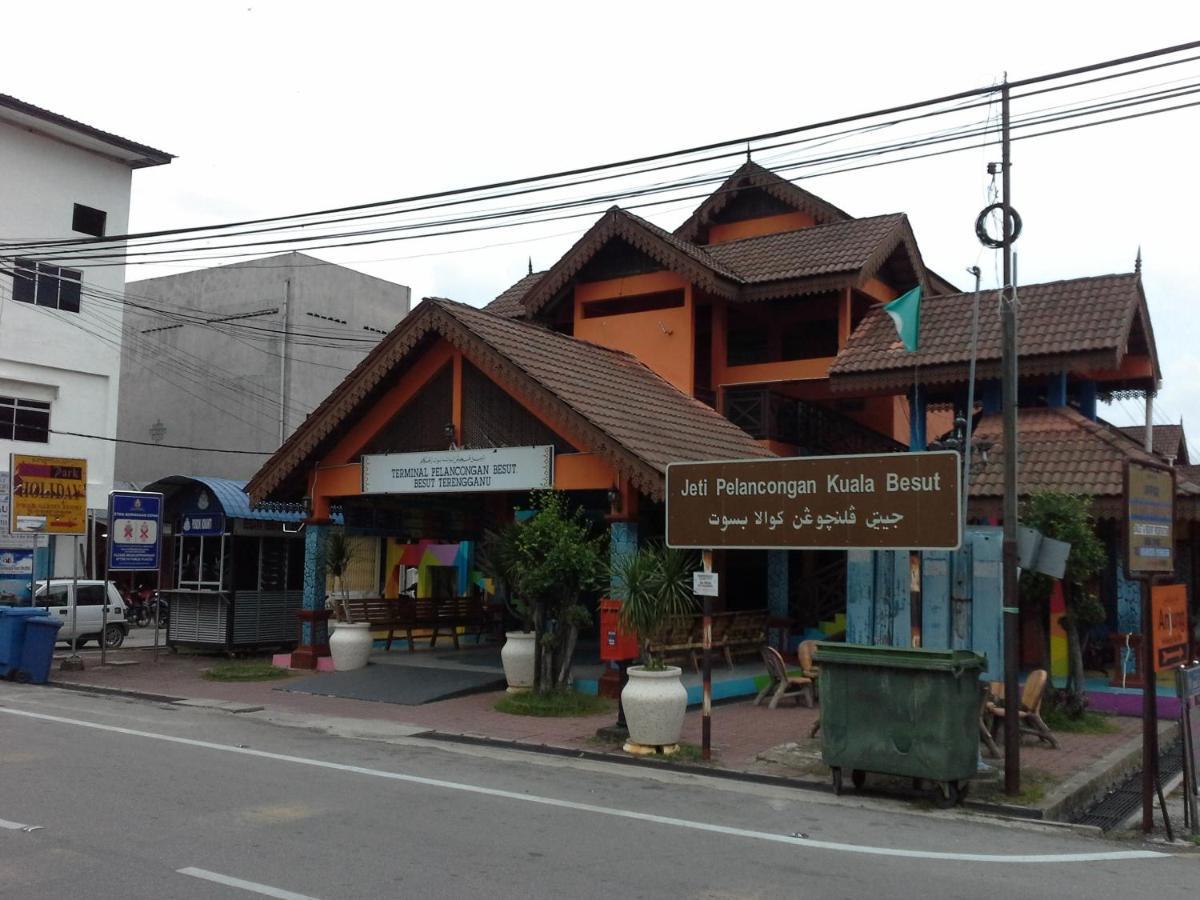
{"left": 45, "top": 650, "right": 1140, "bottom": 782}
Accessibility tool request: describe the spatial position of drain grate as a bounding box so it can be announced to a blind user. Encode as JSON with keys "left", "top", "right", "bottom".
{"left": 1073, "top": 742, "right": 1183, "bottom": 830}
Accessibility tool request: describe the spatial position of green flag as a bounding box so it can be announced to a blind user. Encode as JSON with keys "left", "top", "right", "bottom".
{"left": 883, "top": 285, "right": 922, "bottom": 352}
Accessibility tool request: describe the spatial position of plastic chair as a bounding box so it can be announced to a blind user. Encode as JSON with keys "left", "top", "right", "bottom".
{"left": 754, "top": 646, "right": 814, "bottom": 709}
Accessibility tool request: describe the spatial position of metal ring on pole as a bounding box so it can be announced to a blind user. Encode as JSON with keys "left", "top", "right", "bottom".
{"left": 974, "top": 202, "right": 1022, "bottom": 249}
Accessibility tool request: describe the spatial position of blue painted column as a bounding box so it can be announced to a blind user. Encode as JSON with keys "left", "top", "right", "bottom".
{"left": 302, "top": 523, "right": 330, "bottom": 643}
{"left": 767, "top": 551, "right": 789, "bottom": 617}
{"left": 767, "top": 551, "right": 790, "bottom": 648}
{"left": 908, "top": 385, "right": 927, "bottom": 451}
{"left": 1046, "top": 372, "right": 1068, "bottom": 408}
{"left": 608, "top": 520, "right": 638, "bottom": 592}
{"left": 1078, "top": 380, "right": 1098, "bottom": 420}
{"left": 980, "top": 380, "right": 1002, "bottom": 415}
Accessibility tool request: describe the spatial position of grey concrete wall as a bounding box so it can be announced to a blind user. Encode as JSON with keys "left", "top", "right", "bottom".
{"left": 116, "top": 252, "right": 409, "bottom": 484}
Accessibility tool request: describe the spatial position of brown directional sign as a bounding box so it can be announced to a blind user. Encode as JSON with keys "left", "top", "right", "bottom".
{"left": 1126, "top": 459, "right": 1175, "bottom": 575}
{"left": 666, "top": 451, "right": 961, "bottom": 550}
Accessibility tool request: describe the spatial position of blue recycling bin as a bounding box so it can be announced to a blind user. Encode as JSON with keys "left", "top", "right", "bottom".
{"left": 14, "top": 617, "right": 63, "bottom": 684}
{"left": 0, "top": 607, "right": 49, "bottom": 677}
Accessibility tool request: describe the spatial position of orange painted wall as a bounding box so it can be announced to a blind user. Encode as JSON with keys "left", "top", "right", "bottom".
{"left": 574, "top": 272, "right": 694, "bottom": 394}
{"left": 554, "top": 452, "right": 617, "bottom": 490}
{"left": 706, "top": 211, "right": 815, "bottom": 244}
{"left": 861, "top": 277, "right": 900, "bottom": 303}
{"left": 846, "top": 395, "right": 908, "bottom": 445}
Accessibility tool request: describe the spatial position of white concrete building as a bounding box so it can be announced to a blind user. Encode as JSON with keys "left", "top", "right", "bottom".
{"left": 0, "top": 94, "right": 171, "bottom": 578}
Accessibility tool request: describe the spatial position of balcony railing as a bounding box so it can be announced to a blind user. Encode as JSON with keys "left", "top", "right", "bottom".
{"left": 723, "top": 387, "right": 905, "bottom": 455}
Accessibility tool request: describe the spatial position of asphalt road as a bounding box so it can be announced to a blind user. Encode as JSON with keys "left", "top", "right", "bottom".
{"left": 0, "top": 684, "right": 1195, "bottom": 900}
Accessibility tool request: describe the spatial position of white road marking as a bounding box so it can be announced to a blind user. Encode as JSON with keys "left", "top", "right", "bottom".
{"left": 0, "top": 818, "right": 32, "bottom": 830}
{"left": 0, "top": 705, "right": 1167, "bottom": 864}
{"left": 178, "top": 867, "right": 319, "bottom": 900}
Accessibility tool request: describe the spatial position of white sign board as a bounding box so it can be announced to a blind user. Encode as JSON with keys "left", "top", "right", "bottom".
{"left": 693, "top": 572, "right": 719, "bottom": 597}
{"left": 0, "top": 472, "right": 37, "bottom": 549}
{"left": 362, "top": 446, "right": 554, "bottom": 495}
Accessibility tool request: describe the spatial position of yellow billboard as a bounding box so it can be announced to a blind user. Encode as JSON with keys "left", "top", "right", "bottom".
{"left": 8, "top": 454, "right": 88, "bottom": 535}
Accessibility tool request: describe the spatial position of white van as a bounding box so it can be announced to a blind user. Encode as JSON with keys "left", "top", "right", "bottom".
{"left": 33, "top": 580, "right": 128, "bottom": 649}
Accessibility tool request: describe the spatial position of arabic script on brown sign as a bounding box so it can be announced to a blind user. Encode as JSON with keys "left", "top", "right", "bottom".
{"left": 666, "top": 451, "right": 961, "bottom": 550}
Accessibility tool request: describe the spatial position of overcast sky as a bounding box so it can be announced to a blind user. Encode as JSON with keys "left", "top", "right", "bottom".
{"left": 5, "top": 1, "right": 1200, "bottom": 454}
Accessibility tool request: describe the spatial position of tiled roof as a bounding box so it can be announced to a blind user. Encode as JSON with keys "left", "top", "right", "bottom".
{"left": 437, "top": 301, "right": 775, "bottom": 476}
{"left": 704, "top": 214, "right": 906, "bottom": 283}
{"left": 247, "top": 297, "right": 772, "bottom": 504}
{"left": 829, "top": 273, "right": 1157, "bottom": 392}
{"left": 674, "top": 160, "right": 852, "bottom": 241}
{"left": 519, "top": 207, "right": 743, "bottom": 316}
{"left": 484, "top": 271, "right": 545, "bottom": 318}
{"left": 965, "top": 407, "right": 1200, "bottom": 519}
{"left": 1116, "top": 423, "right": 1189, "bottom": 464}
{"left": 0, "top": 93, "right": 172, "bottom": 168}
{"left": 518, "top": 207, "right": 924, "bottom": 316}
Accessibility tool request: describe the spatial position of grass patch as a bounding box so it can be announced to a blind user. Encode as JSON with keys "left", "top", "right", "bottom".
{"left": 495, "top": 690, "right": 613, "bottom": 718}
{"left": 203, "top": 660, "right": 291, "bottom": 682}
{"left": 667, "top": 742, "right": 714, "bottom": 764}
{"left": 1042, "top": 707, "right": 1120, "bottom": 734}
{"left": 970, "top": 768, "right": 1055, "bottom": 806}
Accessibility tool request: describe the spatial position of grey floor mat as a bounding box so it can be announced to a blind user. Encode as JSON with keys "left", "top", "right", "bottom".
{"left": 277, "top": 663, "right": 504, "bottom": 705}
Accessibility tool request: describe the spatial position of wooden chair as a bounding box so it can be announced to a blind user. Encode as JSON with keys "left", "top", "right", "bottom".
{"left": 754, "top": 646, "right": 814, "bottom": 709}
{"left": 797, "top": 640, "right": 820, "bottom": 680}
{"left": 986, "top": 669, "right": 1059, "bottom": 749}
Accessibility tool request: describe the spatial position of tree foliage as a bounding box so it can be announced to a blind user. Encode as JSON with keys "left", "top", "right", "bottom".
{"left": 1019, "top": 491, "right": 1107, "bottom": 705}
{"left": 505, "top": 491, "right": 607, "bottom": 692}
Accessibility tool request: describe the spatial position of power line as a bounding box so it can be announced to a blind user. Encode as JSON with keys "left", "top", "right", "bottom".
{"left": 5, "top": 39, "right": 1200, "bottom": 264}
{"left": 13, "top": 78, "right": 1200, "bottom": 273}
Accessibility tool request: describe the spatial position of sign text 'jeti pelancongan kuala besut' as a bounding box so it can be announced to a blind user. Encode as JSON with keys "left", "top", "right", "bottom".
{"left": 666, "top": 451, "right": 962, "bottom": 550}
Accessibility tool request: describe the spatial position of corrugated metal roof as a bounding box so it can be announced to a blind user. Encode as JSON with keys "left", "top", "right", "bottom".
{"left": 145, "top": 475, "right": 309, "bottom": 523}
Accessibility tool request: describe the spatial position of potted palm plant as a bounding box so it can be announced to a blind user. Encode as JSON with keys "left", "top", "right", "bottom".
{"left": 611, "top": 542, "right": 699, "bottom": 751}
{"left": 325, "top": 529, "right": 371, "bottom": 671}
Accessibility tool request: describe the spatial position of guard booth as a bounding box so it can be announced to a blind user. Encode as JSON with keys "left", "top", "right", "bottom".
{"left": 145, "top": 476, "right": 308, "bottom": 653}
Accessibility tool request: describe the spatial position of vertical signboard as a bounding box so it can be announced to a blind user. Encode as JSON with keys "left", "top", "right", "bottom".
{"left": 1152, "top": 583, "right": 1189, "bottom": 671}
{"left": 1126, "top": 460, "right": 1175, "bottom": 575}
{"left": 107, "top": 491, "right": 164, "bottom": 572}
{"left": 9, "top": 454, "right": 88, "bottom": 535}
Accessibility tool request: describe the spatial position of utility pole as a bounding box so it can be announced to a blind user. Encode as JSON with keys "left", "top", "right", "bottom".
{"left": 999, "top": 78, "right": 1021, "bottom": 794}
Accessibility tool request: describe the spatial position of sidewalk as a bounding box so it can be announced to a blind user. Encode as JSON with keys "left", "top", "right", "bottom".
{"left": 44, "top": 648, "right": 1149, "bottom": 819}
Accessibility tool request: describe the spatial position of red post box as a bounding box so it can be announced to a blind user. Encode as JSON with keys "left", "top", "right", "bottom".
{"left": 599, "top": 598, "right": 639, "bottom": 662}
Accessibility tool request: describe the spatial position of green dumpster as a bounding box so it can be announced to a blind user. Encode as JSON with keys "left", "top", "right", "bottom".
{"left": 814, "top": 643, "right": 986, "bottom": 807}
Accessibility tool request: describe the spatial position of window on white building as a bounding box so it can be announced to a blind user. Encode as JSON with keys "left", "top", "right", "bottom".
{"left": 72, "top": 203, "right": 107, "bottom": 237}
{"left": 12, "top": 259, "right": 82, "bottom": 313}
{"left": 0, "top": 396, "right": 50, "bottom": 443}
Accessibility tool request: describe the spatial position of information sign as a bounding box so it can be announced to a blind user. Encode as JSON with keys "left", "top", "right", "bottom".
{"left": 692, "top": 572, "right": 719, "bottom": 597}
{"left": 1126, "top": 460, "right": 1175, "bottom": 574}
{"left": 666, "top": 451, "right": 961, "bottom": 550}
{"left": 107, "top": 491, "right": 164, "bottom": 572}
{"left": 362, "top": 446, "right": 554, "bottom": 495}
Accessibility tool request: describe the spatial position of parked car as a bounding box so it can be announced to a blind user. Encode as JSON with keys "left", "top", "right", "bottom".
{"left": 33, "top": 580, "right": 128, "bottom": 649}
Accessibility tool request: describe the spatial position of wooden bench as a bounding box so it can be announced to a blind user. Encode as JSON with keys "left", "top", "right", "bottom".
{"left": 647, "top": 609, "right": 769, "bottom": 671}
{"left": 342, "top": 596, "right": 489, "bottom": 652}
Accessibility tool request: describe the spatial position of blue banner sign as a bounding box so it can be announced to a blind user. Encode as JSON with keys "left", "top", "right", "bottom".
{"left": 108, "top": 491, "right": 164, "bottom": 572}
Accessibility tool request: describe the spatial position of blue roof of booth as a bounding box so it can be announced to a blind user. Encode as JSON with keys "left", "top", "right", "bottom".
{"left": 142, "top": 475, "right": 309, "bottom": 523}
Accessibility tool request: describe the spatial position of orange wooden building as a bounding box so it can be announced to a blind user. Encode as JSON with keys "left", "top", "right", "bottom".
{"left": 245, "top": 161, "right": 1197, "bottom": 656}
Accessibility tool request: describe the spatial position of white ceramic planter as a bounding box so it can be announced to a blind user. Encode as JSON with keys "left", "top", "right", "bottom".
{"left": 500, "top": 631, "right": 536, "bottom": 693}
{"left": 329, "top": 622, "right": 373, "bottom": 671}
{"left": 621, "top": 665, "right": 688, "bottom": 747}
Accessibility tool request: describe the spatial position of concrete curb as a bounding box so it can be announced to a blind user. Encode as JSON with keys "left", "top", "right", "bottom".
{"left": 1041, "top": 720, "right": 1180, "bottom": 823}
